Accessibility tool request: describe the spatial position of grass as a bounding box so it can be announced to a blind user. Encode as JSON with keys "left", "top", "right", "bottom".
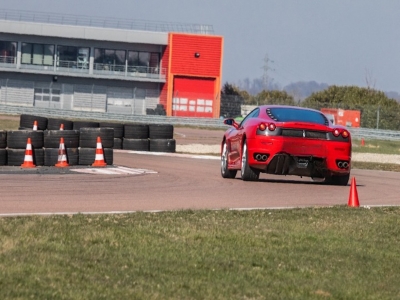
{"left": 1, "top": 208, "right": 400, "bottom": 299}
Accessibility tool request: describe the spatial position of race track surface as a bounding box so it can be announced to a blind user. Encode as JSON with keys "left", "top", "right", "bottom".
{"left": 1, "top": 150, "right": 399, "bottom": 216}
{"left": 0, "top": 128, "right": 400, "bottom": 216}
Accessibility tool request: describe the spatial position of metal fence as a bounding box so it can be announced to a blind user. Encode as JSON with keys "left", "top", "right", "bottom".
{"left": 0, "top": 9, "right": 214, "bottom": 35}
{"left": 1, "top": 104, "right": 400, "bottom": 141}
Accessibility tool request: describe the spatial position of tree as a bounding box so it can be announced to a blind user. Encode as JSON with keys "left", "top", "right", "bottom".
{"left": 302, "top": 85, "right": 400, "bottom": 129}
{"left": 251, "top": 90, "right": 295, "bottom": 106}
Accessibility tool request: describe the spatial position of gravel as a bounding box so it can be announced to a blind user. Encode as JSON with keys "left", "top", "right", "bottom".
{"left": 176, "top": 144, "right": 400, "bottom": 165}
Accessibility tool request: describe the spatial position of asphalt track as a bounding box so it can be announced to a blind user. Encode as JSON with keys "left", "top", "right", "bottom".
{"left": 0, "top": 149, "right": 399, "bottom": 216}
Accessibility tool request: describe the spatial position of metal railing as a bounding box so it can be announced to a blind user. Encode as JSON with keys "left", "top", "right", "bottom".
{"left": 0, "top": 57, "right": 166, "bottom": 80}
{"left": 0, "top": 9, "right": 215, "bottom": 35}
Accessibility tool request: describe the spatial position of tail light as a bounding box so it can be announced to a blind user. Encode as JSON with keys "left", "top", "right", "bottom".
{"left": 258, "top": 123, "right": 267, "bottom": 131}
{"left": 332, "top": 128, "right": 350, "bottom": 138}
{"left": 268, "top": 123, "right": 276, "bottom": 131}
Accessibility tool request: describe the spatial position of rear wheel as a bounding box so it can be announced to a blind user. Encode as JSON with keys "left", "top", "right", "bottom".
{"left": 241, "top": 141, "right": 259, "bottom": 181}
{"left": 221, "top": 141, "right": 237, "bottom": 179}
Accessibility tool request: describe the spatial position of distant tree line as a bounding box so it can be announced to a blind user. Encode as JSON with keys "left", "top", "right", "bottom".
{"left": 221, "top": 83, "right": 400, "bottom": 130}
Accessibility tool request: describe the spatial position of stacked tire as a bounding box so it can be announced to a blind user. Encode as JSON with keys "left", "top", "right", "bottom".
{"left": 100, "top": 122, "right": 124, "bottom": 149}
{"left": 122, "top": 124, "right": 149, "bottom": 151}
{"left": 43, "top": 130, "right": 80, "bottom": 166}
{"left": 0, "top": 131, "right": 7, "bottom": 166}
{"left": 6, "top": 130, "right": 44, "bottom": 166}
{"left": 79, "top": 128, "right": 114, "bottom": 165}
{"left": 19, "top": 114, "right": 48, "bottom": 130}
{"left": 149, "top": 124, "right": 175, "bottom": 153}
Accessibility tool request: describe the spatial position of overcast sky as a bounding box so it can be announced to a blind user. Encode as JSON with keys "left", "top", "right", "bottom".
{"left": 3, "top": 1, "right": 400, "bottom": 92}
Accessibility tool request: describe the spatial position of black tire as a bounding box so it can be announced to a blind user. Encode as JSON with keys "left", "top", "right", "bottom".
{"left": 325, "top": 174, "right": 350, "bottom": 186}
{"left": 47, "top": 118, "right": 74, "bottom": 130}
{"left": 43, "top": 130, "right": 80, "bottom": 148}
{"left": 149, "top": 124, "right": 174, "bottom": 139}
{"left": 0, "top": 130, "right": 7, "bottom": 148}
{"left": 20, "top": 114, "right": 48, "bottom": 130}
{"left": 79, "top": 128, "right": 114, "bottom": 148}
{"left": 6, "top": 148, "right": 44, "bottom": 166}
{"left": 113, "top": 138, "right": 122, "bottom": 149}
{"left": 43, "top": 148, "right": 79, "bottom": 166}
{"left": 0, "top": 149, "right": 6, "bottom": 165}
{"left": 124, "top": 124, "right": 149, "bottom": 139}
{"left": 240, "top": 141, "right": 259, "bottom": 181}
{"left": 78, "top": 147, "right": 113, "bottom": 165}
{"left": 73, "top": 121, "right": 99, "bottom": 130}
{"left": 221, "top": 141, "right": 237, "bottom": 179}
{"left": 99, "top": 122, "right": 124, "bottom": 138}
{"left": 123, "top": 138, "right": 149, "bottom": 151}
{"left": 149, "top": 139, "right": 176, "bottom": 153}
{"left": 7, "top": 130, "right": 44, "bottom": 149}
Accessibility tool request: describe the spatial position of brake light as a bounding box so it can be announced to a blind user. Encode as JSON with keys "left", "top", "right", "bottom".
{"left": 268, "top": 123, "right": 276, "bottom": 131}
{"left": 258, "top": 123, "right": 267, "bottom": 131}
{"left": 341, "top": 130, "right": 349, "bottom": 138}
{"left": 333, "top": 129, "right": 340, "bottom": 137}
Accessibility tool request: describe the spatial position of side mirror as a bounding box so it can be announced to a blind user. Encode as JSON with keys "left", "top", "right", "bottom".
{"left": 224, "top": 118, "right": 240, "bottom": 129}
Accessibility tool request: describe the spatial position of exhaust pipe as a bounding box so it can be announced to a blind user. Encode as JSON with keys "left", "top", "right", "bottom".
{"left": 338, "top": 162, "right": 343, "bottom": 168}
{"left": 342, "top": 162, "right": 349, "bottom": 168}
{"left": 261, "top": 155, "right": 268, "bottom": 161}
{"left": 255, "top": 154, "right": 262, "bottom": 161}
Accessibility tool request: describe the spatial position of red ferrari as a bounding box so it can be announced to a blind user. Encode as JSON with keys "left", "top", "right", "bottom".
{"left": 221, "top": 105, "right": 352, "bottom": 185}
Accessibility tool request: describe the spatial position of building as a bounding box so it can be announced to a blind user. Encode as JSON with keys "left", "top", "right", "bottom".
{"left": 0, "top": 10, "right": 223, "bottom": 118}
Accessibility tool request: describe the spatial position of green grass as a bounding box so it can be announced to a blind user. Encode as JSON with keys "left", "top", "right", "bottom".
{"left": 352, "top": 139, "right": 400, "bottom": 155}
{"left": 1, "top": 208, "right": 400, "bottom": 299}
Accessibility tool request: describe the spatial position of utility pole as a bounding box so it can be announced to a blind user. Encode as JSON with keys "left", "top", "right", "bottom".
{"left": 262, "top": 53, "right": 274, "bottom": 91}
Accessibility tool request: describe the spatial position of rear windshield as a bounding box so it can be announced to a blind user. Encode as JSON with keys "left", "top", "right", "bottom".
{"left": 267, "top": 107, "right": 328, "bottom": 125}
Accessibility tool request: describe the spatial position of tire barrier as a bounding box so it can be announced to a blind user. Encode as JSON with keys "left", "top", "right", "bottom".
{"left": 149, "top": 124, "right": 174, "bottom": 139}
{"left": 44, "top": 148, "right": 79, "bottom": 166}
{"left": 122, "top": 138, "right": 149, "bottom": 151}
{"left": 47, "top": 118, "right": 74, "bottom": 130}
{"left": 7, "top": 130, "right": 44, "bottom": 149}
{"left": 124, "top": 124, "right": 149, "bottom": 139}
{"left": 149, "top": 139, "right": 176, "bottom": 153}
{"left": 79, "top": 147, "right": 113, "bottom": 166}
{"left": 73, "top": 121, "right": 99, "bottom": 130}
{"left": 0, "top": 115, "right": 178, "bottom": 167}
{"left": 0, "top": 149, "right": 6, "bottom": 166}
{"left": 7, "top": 148, "right": 44, "bottom": 166}
{"left": 79, "top": 128, "right": 114, "bottom": 148}
{"left": 44, "top": 130, "right": 80, "bottom": 148}
{"left": 113, "top": 138, "right": 122, "bottom": 149}
{"left": 19, "top": 114, "right": 48, "bottom": 130}
{"left": 0, "top": 130, "right": 6, "bottom": 148}
{"left": 99, "top": 122, "right": 124, "bottom": 139}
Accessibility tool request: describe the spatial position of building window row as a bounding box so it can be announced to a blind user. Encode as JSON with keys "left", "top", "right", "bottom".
{"left": 0, "top": 40, "right": 160, "bottom": 75}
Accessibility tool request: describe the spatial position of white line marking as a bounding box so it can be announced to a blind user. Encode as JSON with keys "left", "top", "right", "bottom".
{"left": 70, "top": 166, "right": 157, "bottom": 175}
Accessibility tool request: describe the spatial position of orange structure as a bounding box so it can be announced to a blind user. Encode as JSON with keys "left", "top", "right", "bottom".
{"left": 321, "top": 108, "right": 361, "bottom": 127}
{"left": 161, "top": 33, "right": 223, "bottom": 118}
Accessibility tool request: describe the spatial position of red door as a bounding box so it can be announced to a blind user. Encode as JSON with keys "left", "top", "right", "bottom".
{"left": 172, "top": 77, "right": 215, "bottom": 117}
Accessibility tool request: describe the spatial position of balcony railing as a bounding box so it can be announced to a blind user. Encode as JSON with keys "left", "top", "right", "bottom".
{"left": 0, "top": 55, "right": 16, "bottom": 67}
{"left": 0, "top": 56, "right": 165, "bottom": 81}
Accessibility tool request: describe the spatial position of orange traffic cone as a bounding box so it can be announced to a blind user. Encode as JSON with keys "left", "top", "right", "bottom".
{"left": 348, "top": 177, "right": 360, "bottom": 207}
{"left": 92, "top": 136, "right": 107, "bottom": 167}
{"left": 55, "top": 137, "right": 69, "bottom": 167}
{"left": 33, "top": 120, "right": 38, "bottom": 131}
{"left": 60, "top": 124, "right": 64, "bottom": 131}
{"left": 21, "top": 137, "right": 36, "bottom": 168}
{"left": 361, "top": 138, "right": 365, "bottom": 146}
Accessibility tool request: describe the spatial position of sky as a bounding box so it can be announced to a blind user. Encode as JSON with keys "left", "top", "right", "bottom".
{"left": 3, "top": 1, "right": 400, "bottom": 93}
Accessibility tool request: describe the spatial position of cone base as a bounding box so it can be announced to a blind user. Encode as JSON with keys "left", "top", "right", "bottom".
{"left": 92, "top": 161, "right": 107, "bottom": 167}
{"left": 21, "top": 162, "right": 36, "bottom": 168}
{"left": 55, "top": 162, "right": 69, "bottom": 168}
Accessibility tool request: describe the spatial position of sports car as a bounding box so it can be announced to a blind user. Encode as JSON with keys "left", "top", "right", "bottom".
{"left": 221, "top": 105, "right": 352, "bottom": 185}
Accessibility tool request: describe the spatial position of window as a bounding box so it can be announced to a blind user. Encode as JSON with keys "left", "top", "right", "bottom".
{"left": 57, "top": 46, "right": 89, "bottom": 69}
{"left": 94, "top": 48, "right": 126, "bottom": 71}
{"left": 34, "top": 88, "right": 60, "bottom": 102}
{"left": 22, "top": 43, "right": 54, "bottom": 66}
{"left": 267, "top": 107, "right": 327, "bottom": 125}
{"left": 0, "top": 41, "right": 17, "bottom": 64}
{"left": 128, "top": 51, "right": 159, "bottom": 73}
